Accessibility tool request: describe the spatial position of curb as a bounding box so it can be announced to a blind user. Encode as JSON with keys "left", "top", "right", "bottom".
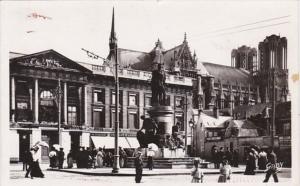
{"left": 47, "top": 168, "right": 266, "bottom": 176}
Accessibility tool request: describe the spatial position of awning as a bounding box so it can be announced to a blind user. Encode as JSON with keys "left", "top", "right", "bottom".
{"left": 91, "top": 136, "right": 114, "bottom": 149}
{"left": 126, "top": 137, "right": 140, "bottom": 148}
{"left": 119, "top": 137, "right": 130, "bottom": 148}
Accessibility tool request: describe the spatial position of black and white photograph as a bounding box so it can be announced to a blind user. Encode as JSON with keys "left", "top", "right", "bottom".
{"left": 0, "top": 1, "right": 299, "bottom": 186}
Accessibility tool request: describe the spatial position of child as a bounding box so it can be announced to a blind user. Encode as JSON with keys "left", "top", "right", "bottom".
{"left": 191, "top": 158, "right": 204, "bottom": 183}
{"left": 218, "top": 160, "right": 232, "bottom": 183}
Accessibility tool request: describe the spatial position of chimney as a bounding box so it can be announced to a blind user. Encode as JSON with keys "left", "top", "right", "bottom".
{"left": 213, "top": 106, "right": 219, "bottom": 119}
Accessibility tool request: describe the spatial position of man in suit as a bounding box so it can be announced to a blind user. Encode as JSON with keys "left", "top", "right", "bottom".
{"left": 134, "top": 151, "right": 144, "bottom": 183}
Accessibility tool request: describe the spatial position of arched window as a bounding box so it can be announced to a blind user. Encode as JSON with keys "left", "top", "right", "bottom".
{"left": 40, "top": 90, "right": 55, "bottom": 106}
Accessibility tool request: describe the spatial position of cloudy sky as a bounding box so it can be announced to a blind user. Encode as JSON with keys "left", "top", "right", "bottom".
{"left": 1, "top": 0, "right": 299, "bottom": 68}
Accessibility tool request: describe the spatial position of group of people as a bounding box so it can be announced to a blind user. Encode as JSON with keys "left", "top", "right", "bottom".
{"left": 211, "top": 146, "right": 239, "bottom": 169}
{"left": 23, "top": 146, "right": 45, "bottom": 179}
{"left": 49, "top": 146, "right": 129, "bottom": 169}
{"left": 49, "top": 147, "right": 65, "bottom": 169}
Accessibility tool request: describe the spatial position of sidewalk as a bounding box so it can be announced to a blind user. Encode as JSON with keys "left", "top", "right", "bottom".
{"left": 47, "top": 165, "right": 267, "bottom": 176}
{"left": 11, "top": 163, "right": 290, "bottom": 177}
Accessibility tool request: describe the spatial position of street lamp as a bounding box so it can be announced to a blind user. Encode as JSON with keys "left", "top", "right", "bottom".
{"left": 189, "top": 118, "right": 195, "bottom": 157}
{"left": 55, "top": 78, "right": 63, "bottom": 145}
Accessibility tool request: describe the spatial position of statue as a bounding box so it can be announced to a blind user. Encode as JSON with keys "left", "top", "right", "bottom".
{"left": 136, "top": 115, "right": 160, "bottom": 148}
{"left": 151, "top": 64, "right": 166, "bottom": 105}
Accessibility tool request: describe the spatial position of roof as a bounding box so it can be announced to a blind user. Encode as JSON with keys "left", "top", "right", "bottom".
{"left": 114, "top": 48, "right": 153, "bottom": 71}
{"left": 202, "top": 62, "right": 253, "bottom": 85}
{"left": 199, "top": 113, "right": 232, "bottom": 128}
{"left": 9, "top": 52, "right": 26, "bottom": 59}
{"left": 10, "top": 49, "right": 92, "bottom": 73}
{"left": 163, "top": 44, "right": 184, "bottom": 70}
{"left": 233, "top": 101, "right": 291, "bottom": 119}
{"left": 233, "top": 103, "right": 271, "bottom": 118}
{"left": 225, "top": 120, "right": 259, "bottom": 137}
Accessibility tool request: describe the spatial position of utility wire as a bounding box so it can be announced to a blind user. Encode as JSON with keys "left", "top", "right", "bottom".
{"left": 194, "top": 15, "right": 290, "bottom": 36}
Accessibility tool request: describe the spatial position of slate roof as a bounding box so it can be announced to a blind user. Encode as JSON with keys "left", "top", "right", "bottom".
{"left": 225, "top": 120, "right": 259, "bottom": 137}
{"left": 116, "top": 48, "right": 153, "bottom": 71}
{"left": 163, "top": 44, "right": 184, "bottom": 71}
{"left": 202, "top": 62, "right": 253, "bottom": 85}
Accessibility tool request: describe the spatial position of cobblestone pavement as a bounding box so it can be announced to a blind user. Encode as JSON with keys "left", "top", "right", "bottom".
{"left": 8, "top": 164, "right": 291, "bottom": 185}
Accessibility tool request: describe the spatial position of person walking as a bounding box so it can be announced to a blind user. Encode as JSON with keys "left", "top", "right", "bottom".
{"left": 67, "top": 150, "right": 73, "bottom": 168}
{"left": 134, "top": 150, "right": 144, "bottom": 183}
{"left": 25, "top": 147, "right": 34, "bottom": 178}
{"left": 57, "top": 148, "right": 65, "bottom": 169}
{"left": 211, "top": 146, "right": 218, "bottom": 169}
{"left": 23, "top": 150, "right": 31, "bottom": 171}
{"left": 216, "top": 147, "right": 225, "bottom": 169}
{"left": 263, "top": 148, "right": 279, "bottom": 183}
{"left": 147, "top": 146, "right": 155, "bottom": 170}
{"left": 30, "top": 146, "right": 45, "bottom": 178}
{"left": 191, "top": 158, "right": 204, "bottom": 183}
{"left": 218, "top": 160, "right": 232, "bottom": 183}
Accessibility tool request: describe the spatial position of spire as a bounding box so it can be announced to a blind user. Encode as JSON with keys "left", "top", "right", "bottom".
{"left": 183, "top": 32, "right": 187, "bottom": 43}
{"left": 109, "top": 7, "right": 117, "bottom": 50}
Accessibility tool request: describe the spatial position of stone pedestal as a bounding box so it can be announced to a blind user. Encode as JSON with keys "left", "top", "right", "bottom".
{"left": 148, "top": 105, "right": 173, "bottom": 149}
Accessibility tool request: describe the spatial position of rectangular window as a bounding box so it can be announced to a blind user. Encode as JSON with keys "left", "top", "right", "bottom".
{"left": 111, "top": 109, "right": 122, "bottom": 128}
{"left": 93, "top": 108, "right": 105, "bottom": 128}
{"left": 128, "top": 112, "right": 139, "bottom": 129}
{"left": 111, "top": 90, "right": 122, "bottom": 105}
{"left": 144, "top": 93, "right": 151, "bottom": 107}
{"left": 283, "top": 123, "right": 291, "bottom": 136}
{"left": 175, "top": 97, "right": 184, "bottom": 108}
{"left": 166, "top": 95, "right": 171, "bottom": 106}
{"left": 128, "top": 92, "right": 138, "bottom": 106}
{"left": 68, "top": 106, "right": 77, "bottom": 125}
{"left": 175, "top": 113, "right": 184, "bottom": 131}
{"left": 93, "top": 89, "right": 105, "bottom": 104}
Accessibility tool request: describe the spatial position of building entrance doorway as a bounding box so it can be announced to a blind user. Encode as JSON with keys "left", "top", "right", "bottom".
{"left": 18, "top": 130, "right": 31, "bottom": 162}
{"left": 41, "top": 131, "right": 58, "bottom": 162}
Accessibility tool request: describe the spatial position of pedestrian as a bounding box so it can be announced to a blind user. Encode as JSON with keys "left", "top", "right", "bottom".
{"left": 147, "top": 146, "right": 155, "bottom": 170}
{"left": 23, "top": 150, "right": 31, "bottom": 171}
{"left": 76, "top": 147, "right": 84, "bottom": 168}
{"left": 57, "top": 147, "right": 65, "bottom": 169}
{"left": 96, "top": 147, "right": 105, "bottom": 168}
{"left": 232, "top": 149, "right": 239, "bottom": 167}
{"left": 225, "top": 147, "right": 233, "bottom": 165}
{"left": 244, "top": 149, "right": 256, "bottom": 175}
{"left": 25, "top": 147, "right": 34, "bottom": 178}
{"left": 67, "top": 150, "right": 73, "bottom": 168}
{"left": 119, "top": 147, "right": 127, "bottom": 168}
{"left": 258, "top": 150, "right": 268, "bottom": 170}
{"left": 30, "top": 146, "right": 45, "bottom": 178}
{"left": 218, "top": 160, "right": 232, "bottom": 183}
{"left": 49, "top": 147, "right": 57, "bottom": 168}
{"left": 216, "top": 147, "right": 225, "bottom": 168}
{"left": 211, "top": 146, "right": 218, "bottom": 169}
{"left": 263, "top": 148, "right": 279, "bottom": 183}
{"left": 191, "top": 158, "right": 204, "bottom": 183}
{"left": 134, "top": 150, "right": 143, "bottom": 183}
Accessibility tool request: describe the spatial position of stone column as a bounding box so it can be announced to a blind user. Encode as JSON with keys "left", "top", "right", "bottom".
{"left": 63, "top": 82, "right": 67, "bottom": 125}
{"left": 34, "top": 79, "right": 39, "bottom": 124}
{"left": 84, "top": 85, "right": 88, "bottom": 126}
{"left": 11, "top": 76, "right": 16, "bottom": 123}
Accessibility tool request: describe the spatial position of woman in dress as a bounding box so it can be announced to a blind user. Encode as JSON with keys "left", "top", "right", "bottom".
{"left": 218, "top": 160, "right": 232, "bottom": 183}
{"left": 96, "top": 147, "right": 104, "bottom": 168}
{"left": 30, "top": 146, "right": 45, "bottom": 178}
{"left": 67, "top": 150, "right": 73, "bottom": 168}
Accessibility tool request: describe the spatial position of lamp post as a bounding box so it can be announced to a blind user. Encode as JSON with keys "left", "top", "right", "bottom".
{"left": 189, "top": 118, "right": 195, "bottom": 157}
{"left": 55, "top": 78, "right": 63, "bottom": 145}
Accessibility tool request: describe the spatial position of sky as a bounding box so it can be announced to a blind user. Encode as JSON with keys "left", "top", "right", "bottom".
{"left": 1, "top": 0, "right": 299, "bottom": 68}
